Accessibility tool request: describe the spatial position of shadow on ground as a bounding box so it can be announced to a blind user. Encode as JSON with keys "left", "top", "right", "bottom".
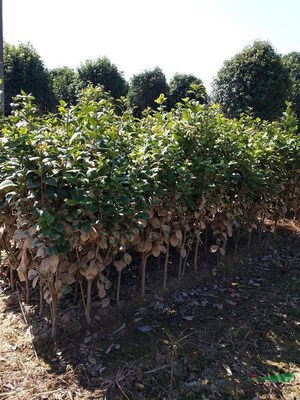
{"left": 1, "top": 220, "right": 300, "bottom": 399}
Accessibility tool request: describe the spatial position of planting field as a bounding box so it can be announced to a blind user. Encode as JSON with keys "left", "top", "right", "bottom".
{"left": 0, "top": 89, "right": 299, "bottom": 399}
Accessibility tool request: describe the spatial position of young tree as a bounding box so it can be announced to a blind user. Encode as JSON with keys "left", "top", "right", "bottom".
{"left": 4, "top": 42, "right": 54, "bottom": 113}
{"left": 77, "top": 57, "right": 128, "bottom": 99}
{"left": 282, "top": 52, "right": 300, "bottom": 120}
{"left": 50, "top": 66, "right": 79, "bottom": 106}
{"left": 212, "top": 41, "right": 290, "bottom": 120}
{"left": 168, "top": 73, "right": 207, "bottom": 109}
{"left": 128, "top": 67, "right": 169, "bottom": 115}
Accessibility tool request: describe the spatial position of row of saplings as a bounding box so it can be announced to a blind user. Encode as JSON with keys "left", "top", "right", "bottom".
{"left": 0, "top": 197, "right": 293, "bottom": 337}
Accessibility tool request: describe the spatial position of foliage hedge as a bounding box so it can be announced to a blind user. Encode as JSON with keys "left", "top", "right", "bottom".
{"left": 0, "top": 87, "right": 299, "bottom": 336}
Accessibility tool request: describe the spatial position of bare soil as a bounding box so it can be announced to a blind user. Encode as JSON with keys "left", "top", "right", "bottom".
{"left": 0, "top": 219, "right": 300, "bottom": 400}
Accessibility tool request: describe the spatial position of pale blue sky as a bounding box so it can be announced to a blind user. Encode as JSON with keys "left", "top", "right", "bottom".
{"left": 3, "top": 0, "right": 300, "bottom": 91}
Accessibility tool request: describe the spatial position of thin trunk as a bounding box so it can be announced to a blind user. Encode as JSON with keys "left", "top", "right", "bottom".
{"left": 193, "top": 238, "right": 200, "bottom": 273}
{"left": 74, "top": 281, "right": 78, "bottom": 304}
{"left": 181, "top": 245, "right": 191, "bottom": 279}
{"left": 141, "top": 253, "right": 148, "bottom": 297}
{"left": 163, "top": 241, "right": 170, "bottom": 290}
{"left": 247, "top": 230, "right": 252, "bottom": 249}
{"left": 274, "top": 216, "right": 278, "bottom": 238}
{"left": 204, "top": 228, "right": 208, "bottom": 255}
{"left": 234, "top": 227, "right": 241, "bottom": 255}
{"left": 178, "top": 255, "right": 183, "bottom": 280}
{"left": 39, "top": 283, "right": 44, "bottom": 314}
{"left": 79, "top": 280, "right": 86, "bottom": 309}
{"left": 116, "top": 270, "right": 122, "bottom": 305}
{"left": 51, "top": 294, "right": 58, "bottom": 338}
{"left": 258, "top": 213, "right": 265, "bottom": 246}
{"left": 85, "top": 279, "right": 93, "bottom": 324}
{"left": 178, "top": 229, "right": 187, "bottom": 280}
{"left": 10, "top": 264, "right": 15, "bottom": 291}
{"left": 24, "top": 264, "right": 30, "bottom": 304}
{"left": 2, "top": 234, "right": 16, "bottom": 291}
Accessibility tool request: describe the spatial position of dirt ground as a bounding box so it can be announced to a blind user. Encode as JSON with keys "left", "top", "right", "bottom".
{"left": 0, "top": 219, "right": 300, "bottom": 400}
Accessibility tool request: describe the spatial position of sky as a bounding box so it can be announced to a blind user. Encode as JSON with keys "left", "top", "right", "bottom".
{"left": 3, "top": 0, "right": 300, "bottom": 91}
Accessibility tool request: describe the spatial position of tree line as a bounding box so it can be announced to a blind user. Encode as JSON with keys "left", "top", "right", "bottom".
{"left": 3, "top": 40, "right": 300, "bottom": 122}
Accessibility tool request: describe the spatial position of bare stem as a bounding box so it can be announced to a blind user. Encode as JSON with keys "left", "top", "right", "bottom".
{"left": 39, "top": 282, "right": 44, "bottom": 314}
{"left": 85, "top": 279, "right": 93, "bottom": 324}
{"left": 163, "top": 241, "right": 170, "bottom": 290}
{"left": 178, "top": 228, "right": 187, "bottom": 280}
{"left": 193, "top": 238, "right": 200, "bottom": 272}
{"left": 247, "top": 230, "right": 252, "bottom": 249}
{"left": 141, "top": 253, "right": 148, "bottom": 297}
{"left": 117, "top": 270, "right": 122, "bottom": 306}
{"left": 51, "top": 294, "right": 58, "bottom": 338}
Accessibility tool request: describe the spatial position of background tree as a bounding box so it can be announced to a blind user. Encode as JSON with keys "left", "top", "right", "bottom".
{"left": 4, "top": 42, "right": 54, "bottom": 113}
{"left": 168, "top": 73, "right": 207, "bottom": 109}
{"left": 50, "top": 66, "right": 79, "bottom": 106}
{"left": 212, "top": 41, "right": 290, "bottom": 120}
{"left": 128, "top": 67, "right": 169, "bottom": 115}
{"left": 282, "top": 52, "right": 300, "bottom": 121}
{"left": 77, "top": 57, "right": 128, "bottom": 99}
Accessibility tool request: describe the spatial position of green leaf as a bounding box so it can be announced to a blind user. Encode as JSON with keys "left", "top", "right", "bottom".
{"left": 0, "top": 180, "right": 17, "bottom": 191}
{"left": 137, "top": 211, "right": 149, "bottom": 220}
{"left": 69, "top": 131, "right": 82, "bottom": 144}
{"left": 5, "top": 191, "right": 17, "bottom": 202}
{"left": 44, "top": 245, "right": 59, "bottom": 256}
{"left": 44, "top": 177, "right": 58, "bottom": 187}
{"left": 61, "top": 284, "right": 73, "bottom": 295}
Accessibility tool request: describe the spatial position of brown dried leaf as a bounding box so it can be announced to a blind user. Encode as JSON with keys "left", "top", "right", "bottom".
{"left": 61, "top": 273, "right": 76, "bottom": 284}
{"left": 114, "top": 259, "right": 126, "bottom": 272}
{"left": 55, "top": 280, "right": 62, "bottom": 290}
{"left": 32, "top": 274, "right": 39, "bottom": 289}
{"left": 175, "top": 229, "right": 183, "bottom": 241}
{"left": 90, "top": 227, "right": 99, "bottom": 240}
{"left": 99, "top": 237, "right": 108, "bottom": 249}
{"left": 170, "top": 234, "right": 179, "bottom": 247}
{"left": 104, "top": 255, "right": 112, "bottom": 267}
{"left": 87, "top": 250, "right": 95, "bottom": 261}
{"left": 100, "top": 297, "right": 110, "bottom": 308}
{"left": 80, "top": 231, "right": 90, "bottom": 243}
{"left": 28, "top": 269, "right": 37, "bottom": 280}
{"left": 152, "top": 245, "right": 160, "bottom": 258}
{"left": 138, "top": 240, "right": 152, "bottom": 253}
{"left": 69, "top": 263, "right": 78, "bottom": 274}
{"left": 159, "top": 245, "right": 166, "bottom": 254}
{"left": 147, "top": 209, "right": 154, "bottom": 219}
{"left": 97, "top": 280, "right": 106, "bottom": 299}
{"left": 130, "top": 235, "right": 141, "bottom": 246}
{"left": 98, "top": 272, "right": 110, "bottom": 285}
{"left": 124, "top": 253, "right": 132, "bottom": 265}
{"left": 210, "top": 245, "right": 219, "bottom": 253}
{"left": 17, "top": 267, "right": 25, "bottom": 282}
{"left": 150, "top": 217, "right": 161, "bottom": 229}
{"left": 219, "top": 248, "right": 226, "bottom": 257}
{"left": 36, "top": 245, "right": 46, "bottom": 258}
{"left": 180, "top": 247, "right": 187, "bottom": 258}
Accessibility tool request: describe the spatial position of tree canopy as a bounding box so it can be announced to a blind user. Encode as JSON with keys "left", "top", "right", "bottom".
{"left": 128, "top": 67, "right": 169, "bottom": 115}
{"left": 4, "top": 42, "right": 54, "bottom": 113}
{"left": 282, "top": 52, "right": 300, "bottom": 121}
{"left": 50, "top": 66, "right": 79, "bottom": 106}
{"left": 168, "top": 73, "right": 207, "bottom": 109}
{"left": 77, "top": 57, "right": 128, "bottom": 99}
{"left": 212, "top": 41, "right": 290, "bottom": 120}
